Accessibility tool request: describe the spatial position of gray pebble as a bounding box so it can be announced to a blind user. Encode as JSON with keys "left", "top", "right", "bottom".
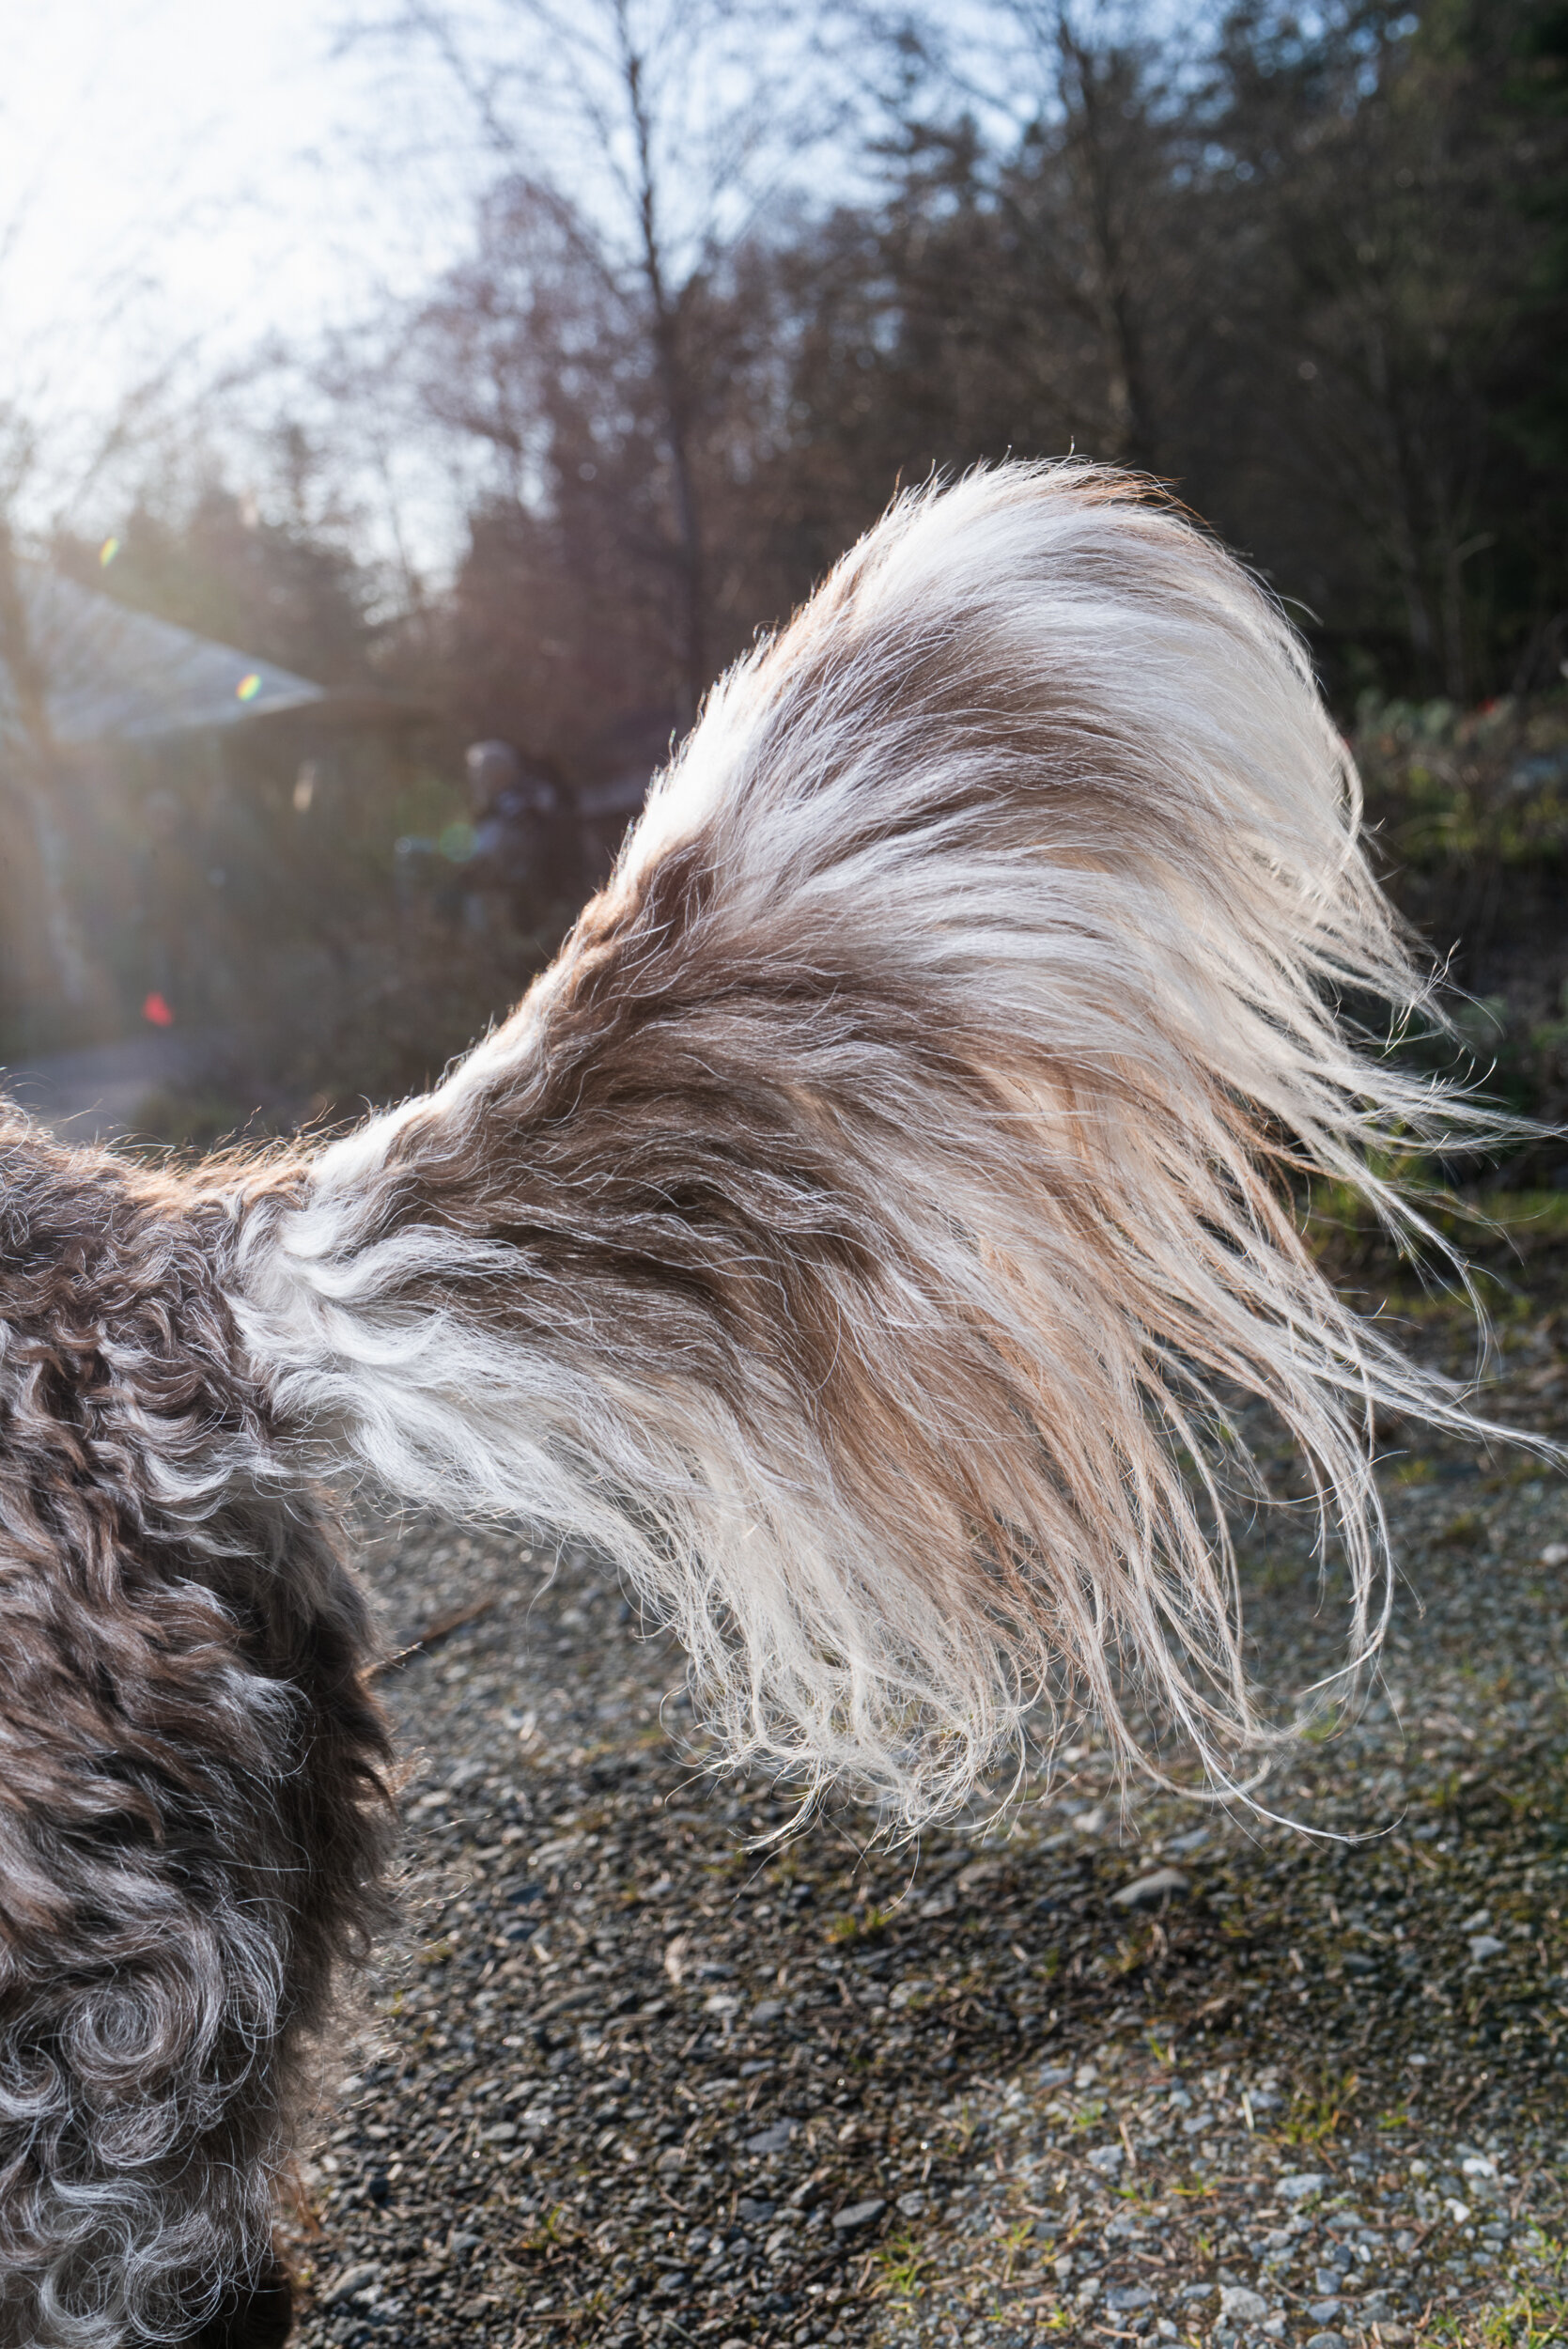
{"left": 319, "top": 2263, "right": 380, "bottom": 2307}
{"left": 1277, "top": 2170, "right": 1330, "bottom": 2201}
{"left": 1110, "top": 1866, "right": 1190, "bottom": 1908}
{"left": 832, "top": 2198, "right": 886, "bottom": 2231}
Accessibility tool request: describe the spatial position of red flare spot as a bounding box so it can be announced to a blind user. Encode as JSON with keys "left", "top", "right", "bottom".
{"left": 142, "top": 992, "right": 175, "bottom": 1027}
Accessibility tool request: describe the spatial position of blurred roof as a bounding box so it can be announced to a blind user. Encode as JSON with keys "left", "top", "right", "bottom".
{"left": 1, "top": 566, "right": 325, "bottom": 747}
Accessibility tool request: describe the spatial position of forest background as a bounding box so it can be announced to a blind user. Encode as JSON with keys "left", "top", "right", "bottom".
{"left": 3, "top": 0, "right": 1567, "bottom": 1168}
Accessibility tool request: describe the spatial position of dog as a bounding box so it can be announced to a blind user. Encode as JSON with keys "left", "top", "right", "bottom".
{"left": 0, "top": 462, "right": 1503, "bottom": 2344}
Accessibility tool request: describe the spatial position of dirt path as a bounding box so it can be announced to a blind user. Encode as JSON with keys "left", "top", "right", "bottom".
{"left": 1, "top": 1026, "right": 239, "bottom": 1143}
{"left": 283, "top": 1271, "right": 1568, "bottom": 2349}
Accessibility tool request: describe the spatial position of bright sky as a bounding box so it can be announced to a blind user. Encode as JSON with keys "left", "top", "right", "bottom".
{"left": 1, "top": 0, "right": 473, "bottom": 521}
{"left": 0, "top": 0, "right": 1042, "bottom": 548}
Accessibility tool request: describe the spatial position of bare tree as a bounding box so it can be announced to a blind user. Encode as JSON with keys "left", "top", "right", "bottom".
{"left": 856, "top": 0, "right": 1203, "bottom": 474}
{"left": 350, "top": 0, "right": 848, "bottom": 719}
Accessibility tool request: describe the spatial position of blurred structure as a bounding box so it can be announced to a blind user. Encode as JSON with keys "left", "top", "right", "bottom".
{"left": 0, "top": 561, "right": 430, "bottom": 1056}
{"left": 460, "top": 738, "right": 582, "bottom": 934}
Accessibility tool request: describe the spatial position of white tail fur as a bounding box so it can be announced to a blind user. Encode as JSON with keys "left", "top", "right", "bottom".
{"left": 232, "top": 461, "right": 1507, "bottom": 1823}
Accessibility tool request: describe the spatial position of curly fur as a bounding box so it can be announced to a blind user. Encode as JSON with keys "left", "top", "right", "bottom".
{"left": 0, "top": 1131, "right": 394, "bottom": 2345}
{"left": 0, "top": 462, "right": 1514, "bottom": 2337}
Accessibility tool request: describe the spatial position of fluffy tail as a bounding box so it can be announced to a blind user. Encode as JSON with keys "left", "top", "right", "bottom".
{"left": 232, "top": 461, "right": 1499, "bottom": 1821}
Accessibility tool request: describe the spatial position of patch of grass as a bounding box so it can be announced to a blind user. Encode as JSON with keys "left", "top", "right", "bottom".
{"left": 1113, "top": 1924, "right": 1163, "bottom": 1974}
{"left": 1301, "top": 1707, "right": 1345, "bottom": 1745}
{"left": 1431, "top": 2278, "right": 1568, "bottom": 2347}
{"left": 826, "top": 1903, "right": 895, "bottom": 1944}
{"left": 1281, "top": 2069, "right": 1358, "bottom": 2147}
{"left": 869, "top": 2228, "right": 929, "bottom": 2300}
{"left": 512, "top": 2203, "right": 579, "bottom": 2255}
{"left": 1437, "top": 1508, "right": 1489, "bottom": 1548}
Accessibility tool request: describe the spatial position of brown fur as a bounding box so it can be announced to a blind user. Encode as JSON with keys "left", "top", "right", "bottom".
{"left": 0, "top": 1122, "right": 393, "bottom": 2346}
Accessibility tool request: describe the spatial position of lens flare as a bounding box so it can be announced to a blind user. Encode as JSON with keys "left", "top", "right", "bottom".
{"left": 99, "top": 536, "right": 120, "bottom": 567}
{"left": 142, "top": 993, "right": 175, "bottom": 1028}
{"left": 236, "top": 673, "right": 262, "bottom": 703}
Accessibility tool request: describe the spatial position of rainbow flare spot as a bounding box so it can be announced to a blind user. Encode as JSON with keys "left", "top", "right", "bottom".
{"left": 236, "top": 673, "right": 262, "bottom": 703}
{"left": 99, "top": 536, "right": 119, "bottom": 567}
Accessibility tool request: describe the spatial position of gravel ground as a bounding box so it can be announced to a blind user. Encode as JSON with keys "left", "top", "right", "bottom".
{"left": 281, "top": 1253, "right": 1568, "bottom": 2349}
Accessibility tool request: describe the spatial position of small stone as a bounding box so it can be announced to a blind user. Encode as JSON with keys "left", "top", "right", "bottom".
{"left": 655, "top": 2145, "right": 688, "bottom": 2173}
{"left": 1036, "top": 2063, "right": 1074, "bottom": 2089}
{"left": 1219, "top": 2286, "right": 1268, "bottom": 2324}
{"left": 895, "top": 2190, "right": 925, "bottom": 2217}
{"left": 831, "top": 2197, "right": 886, "bottom": 2232}
{"left": 1468, "top": 1933, "right": 1506, "bottom": 1962}
{"left": 662, "top": 1936, "right": 691, "bottom": 1984}
{"left": 1540, "top": 1542, "right": 1568, "bottom": 1566}
{"left": 889, "top": 1978, "right": 932, "bottom": 2010}
{"left": 750, "top": 1999, "right": 785, "bottom": 2026}
{"left": 480, "top": 2122, "right": 517, "bottom": 2142}
{"left": 1308, "top": 2300, "right": 1343, "bottom": 2323}
{"left": 1107, "top": 2284, "right": 1156, "bottom": 2311}
{"left": 321, "top": 2263, "right": 380, "bottom": 2307}
{"left": 1276, "top": 2170, "right": 1329, "bottom": 2202}
{"left": 1306, "top": 2335, "right": 1346, "bottom": 2349}
{"left": 744, "top": 2118, "right": 799, "bottom": 2156}
{"left": 1086, "top": 2144, "right": 1125, "bottom": 2173}
{"left": 1180, "top": 2282, "right": 1217, "bottom": 2302}
{"left": 1110, "top": 1866, "right": 1190, "bottom": 1908}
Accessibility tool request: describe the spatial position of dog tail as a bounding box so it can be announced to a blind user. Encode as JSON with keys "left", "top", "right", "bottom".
{"left": 231, "top": 460, "right": 1505, "bottom": 1821}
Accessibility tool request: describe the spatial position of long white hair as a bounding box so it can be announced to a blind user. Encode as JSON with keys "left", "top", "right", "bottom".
{"left": 235, "top": 461, "right": 1506, "bottom": 1822}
